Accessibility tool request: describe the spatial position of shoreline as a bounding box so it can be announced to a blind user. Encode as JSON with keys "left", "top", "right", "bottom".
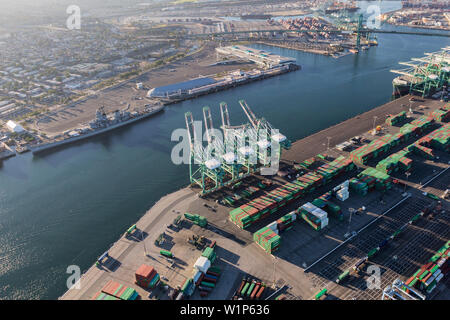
{"left": 31, "top": 105, "right": 165, "bottom": 153}
{"left": 29, "top": 63, "right": 299, "bottom": 154}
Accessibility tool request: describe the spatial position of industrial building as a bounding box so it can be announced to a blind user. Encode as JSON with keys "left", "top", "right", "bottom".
{"left": 6, "top": 120, "right": 25, "bottom": 133}
{"left": 216, "top": 45, "right": 297, "bottom": 68}
{"left": 147, "top": 77, "right": 217, "bottom": 98}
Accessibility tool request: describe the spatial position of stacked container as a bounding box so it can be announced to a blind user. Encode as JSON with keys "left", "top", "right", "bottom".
{"left": 92, "top": 291, "right": 120, "bottom": 300}
{"left": 358, "top": 168, "right": 392, "bottom": 191}
{"left": 101, "top": 280, "right": 139, "bottom": 300}
{"left": 430, "top": 108, "right": 450, "bottom": 122}
{"left": 376, "top": 150, "right": 413, "bottom": 174}
{"left": 421, "top": 123, "right": 450, "bottom": 152}
{"left": 316, "top": 156, "right": 354, "bottom": 182}
{"left": 385, "top": 111, "right": 407, "bottom": 126}
{"left": 276, "top": 212, "right": 295, "bottom": 233}
{"left": 405, "top": 241, "right": 449, "bottom": 295}
{"left": 297, "top": 202, "right": 329, "bottom": 231}
{"left": 181, "top": 278, "right": 195, "bottom": 296}
{"left": 350, "top": 136, "right": 391, "bottom": 165}
{"left": 135, "top": 264, "right": 160, "bottom": 289}
{"left": 184, "top": 213, "right": 208, "bottom": 227}
{"left": 410, "top": 143, "right": 435, "bottom": 159}
{"left": 253, "top": 227, "right": 281, "bottom": 253}
{"left": 349, "top": 178, "right": 369, "bottom": 196}
{"left": 201, "top": 247, "right": 216, "bottom": 264}
{"left": 334, "top": 181, "right": 349, "bottom": 201}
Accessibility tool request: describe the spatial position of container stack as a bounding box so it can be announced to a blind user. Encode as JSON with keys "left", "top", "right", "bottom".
{"left": 385, "top": 111, "right": 407, "bottom": 126}
{"left": 350, "top": 136, "right": 391, "bottom": 165}
{"left": 404, "top": 241, "right": 449, "bottom": 295}
{"left": 398, "top": 116, "right": 433, "bottom": 140}
{"left": 296, "top": 202, "right": 329, "bottom": 231}
{"left": 311, "top": 198, "right": 327, "bottom": 209}
{"left": 276, "top": 212, "right": 296, "bottom": 233}
{"left": 376, "top": 150, "right": 413, "bottom": 174}
{"left": 92, "top": 291, "right": 120, "bottom": 300}
{"left": 181, "top": 278, "right": 195, "bottom": 297}
{"left": 430, "top": 108, "right": 450, "bottom": 122}
{"left": 316, "top": 156, "right": 354, "bottom": 182}
{"left": 184, "top": 213, "right": 208, "bottom": 228}
{"left": 197, "top": 266, "right": 222, "bottom": 297}
{"left": 333, "top": 180, "right": 349, "bottom": 201}
{"left": 420, "top": 123, "right": 450, "bottom": 152}
{"left": 239, "top": 185, "right": 260, "bottom": 199}
{"left": 253, "top": 227, "right": 281, "bottom": 253}
{"left": 233, "top": 278, "right": 266, "bottom": 300}
{"left": 201, "top": 247, "right": 217, "bottom": 264}
{"left": 349, "top": 178, "right": 369, "bottom": 196}
{"left": 313, "top": 196, "right": 343, "bottom": 221}
{"left": 410, "top": 143, "right": 435, "bottom": 159}
{"left": 298, "top": 157, "right": 316, "bottom": 169}
{"left": 358, "top": 168, "right": 392, "bottom": 191}
{"left": 101, "top": 280, "right": 139, "bottom": 300}
{"left": 135, "top": 264, "right": 160, "bottom": 289}
{"left": 326, "top": 201, "right": 343, "bottom": 221}
{"left": 228, "top": 157, "right": 358, "bottom": 230}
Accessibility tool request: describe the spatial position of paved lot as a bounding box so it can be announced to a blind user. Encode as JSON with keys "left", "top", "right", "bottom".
{"left": 61, "top": 97, "right": 449, "bottom": 300}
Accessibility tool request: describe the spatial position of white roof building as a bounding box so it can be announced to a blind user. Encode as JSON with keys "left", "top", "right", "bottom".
{"left": 6, "top": 120, "right": 25, "bottom": 133}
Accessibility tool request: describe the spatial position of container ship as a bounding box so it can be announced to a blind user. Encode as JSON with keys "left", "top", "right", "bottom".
{"left": 391, "top": 46, "right": 450, "bottom": 99}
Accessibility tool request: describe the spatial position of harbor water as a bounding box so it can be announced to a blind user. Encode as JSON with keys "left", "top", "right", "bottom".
{"left": 0, "top": 26, "right": 448, "bottom": 299}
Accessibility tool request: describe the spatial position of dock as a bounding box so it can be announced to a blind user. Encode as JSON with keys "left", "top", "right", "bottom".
{"left": 61, "top": 95, "right": 449, "bottom": 300}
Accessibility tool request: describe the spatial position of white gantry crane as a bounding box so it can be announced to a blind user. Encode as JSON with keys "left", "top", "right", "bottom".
{"left": 390, "top": 46, "right": 450, "bottom": 98}
{"left": 203, "top": 105, "right": 242, "bottom": 183}
{"left": 238, "top": 99, "right": 291, "bottom": 164}
{"left": 381, "top": 279, "right": 426, "bottom": 301}
{"left": 185, "top": 111, "right": 224, "bottom": 195}
{"left": 220, "top": 102, "right": 256, "bottom": 177}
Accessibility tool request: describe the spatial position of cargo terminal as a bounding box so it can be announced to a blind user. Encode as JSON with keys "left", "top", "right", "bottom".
{"left": 61, "top": 93, "right": 449, "bottom": 301}
{"left": 145, "top": 45, "right": 299, "bottom": 102}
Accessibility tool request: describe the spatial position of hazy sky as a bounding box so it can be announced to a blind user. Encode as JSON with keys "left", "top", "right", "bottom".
{"left": 0, "top": 0, "right": 165, "bottom": 28}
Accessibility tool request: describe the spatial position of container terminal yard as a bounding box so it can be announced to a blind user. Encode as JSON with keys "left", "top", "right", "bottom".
{"left": 61, "top": 94, "right": 450, "bottom": 301}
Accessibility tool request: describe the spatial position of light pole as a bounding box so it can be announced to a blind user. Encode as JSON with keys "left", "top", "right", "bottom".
{"left": 408, "top": 98, "right": 414, "bottom": 114}
{"left": 346, "top": 208, "right": 355, "bottom": 237}
{"left": 272, "top": 256, "right": 277, "bottom": 287}
{"left": 404, "top": 171, "right": 411, "bottom": 193}
{"left": 141, "top": 228, "right": 148, "bottom": 256}
{"left": 327, "top": 136, "right": 331, "bottom": 153}
{"left": 372, "top": 116, "right": 378, "bottom": 134}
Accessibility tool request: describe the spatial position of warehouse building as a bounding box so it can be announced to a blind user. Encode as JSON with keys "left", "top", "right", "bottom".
{"left": 147, "top": 77, "right": 217, "bottom": 98}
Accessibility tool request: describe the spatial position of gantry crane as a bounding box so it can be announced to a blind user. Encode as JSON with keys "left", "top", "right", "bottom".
{"left": 220, "top": 102, "right": 256, "bottom": 177}
{"left": 382, "top": 279, "right": 426, "bottom": 300}
{"left": 203, "top": 106, "right": 241, "bottom": 184}
{"left": 391, "top": 47, "right": 450, "bottom": 97}
{"left": 238, "top": 100, "right": 291, "bottom": 161}
{"left": 185, "top": 111, "right": 224, "bottom": 195}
